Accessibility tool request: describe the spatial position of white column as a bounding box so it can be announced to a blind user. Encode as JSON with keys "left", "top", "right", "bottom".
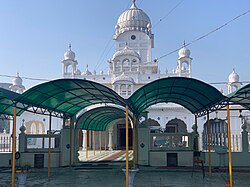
{"left": 82, "top": 130, "right": 87, "bottom": 150}
{"left": 108, "top": 130, "right": 113, "bottom": 151}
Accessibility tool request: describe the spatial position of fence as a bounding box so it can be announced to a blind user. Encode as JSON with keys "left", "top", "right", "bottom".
{"left": 25, "top": 134, "right": 60, "bottom": 152}
{"left": 0, "top": 134, "right": 12, "bottom": 152}
{"left": 202, "top": 132, "right": 244, "bottom": 152}
{"left": 150, "top": 132, "right": 193, "bottom": 151}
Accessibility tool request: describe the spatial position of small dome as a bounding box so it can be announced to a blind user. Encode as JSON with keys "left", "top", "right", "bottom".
{"left": 12, "top": 73, "right": 22, "bottom": 86}
{"left": 81, "top": 65, "right": 92, "bottom": 76}
{"left": 112, "top": 46, "right": 140, "bottom": 61}
{"left": 178, "top": 47, "right": 190, "bottom": 58}
{"left": 114, "top": 72, "right": 135, "bottom": 83}
{"left": 228, "top": 69, "right": 239, "bottom": 83}
{"left": 64, "top": 44, "right": 75, "bottom": 60}
{"left": 115, "top": 0, "right": 151, "bottom": 37}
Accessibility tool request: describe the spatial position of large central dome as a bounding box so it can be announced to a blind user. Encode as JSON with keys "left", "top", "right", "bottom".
{"left": 114, "top": 0, "right": 152, "bottom": 38}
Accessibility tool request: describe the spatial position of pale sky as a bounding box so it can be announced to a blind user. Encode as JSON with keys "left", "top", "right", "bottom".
{"left": 0, "top": 0, "right": 249, "bottom": 91}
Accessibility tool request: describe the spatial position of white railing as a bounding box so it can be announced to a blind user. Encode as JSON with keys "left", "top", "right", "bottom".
{"left": 0, "top": 133, "right": 19, "bottom": 152}
{"left": 202, "top": 133, "right": 242, "bottom": 152}
{"left": 25, "top": 134, "right": 60, "bottom": 152}
{"left": 150, "top": 133, "right": 193, "bottom": 151}
{"left": 0, "top": 133, "right": 11, "bottom": 152}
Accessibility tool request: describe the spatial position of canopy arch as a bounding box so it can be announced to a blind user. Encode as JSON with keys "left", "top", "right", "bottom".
{"left": 128, "top": 77, "right": 227, "bottom": 116}
{"left": 0, "top": 87, "right": 27, "bottom": 117}
{"left": 76, "top": 106, "right": 133, "bottom": 131}
{"left": 15, "top": 79, "right": 127, "bottom": 117}
{"left": 228, "top": 83, "right": 250, "bottom": 109}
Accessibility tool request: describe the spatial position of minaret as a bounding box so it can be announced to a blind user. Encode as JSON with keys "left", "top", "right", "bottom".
{"left": 62, "top": 44, "right": 79, "bottom": 77}
{"left": 9, "top": 73, "right": 25, "bottom": 93}
{"left": 228, "top": 68, "right": 241, "bottom": 94}
{"left": 176, "top": 41, "right": 192, "bottom": 77}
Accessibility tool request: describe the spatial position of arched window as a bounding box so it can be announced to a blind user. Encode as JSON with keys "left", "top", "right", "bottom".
{"left": 31, "top": 123, "right": 36, "bottom": 134}
{"left": 127, "top": 85, "right": 132, "bottom": 96}
{"left": 120, "top": 84, "right": 127, "bottom": 96}
{"left": 202, "top": 119, "right": 228, "bottom": 151}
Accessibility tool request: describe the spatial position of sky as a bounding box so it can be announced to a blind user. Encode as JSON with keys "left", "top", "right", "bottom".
{"left": 0, "top": 0, "right": 249, "bottom": 91}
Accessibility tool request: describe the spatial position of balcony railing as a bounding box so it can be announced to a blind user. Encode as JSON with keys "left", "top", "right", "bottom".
{"left": 25, "top": 134, "right": 60, "bottom": 152}
{"left": 150, "top": 133, "right": 193, "bottom": 151}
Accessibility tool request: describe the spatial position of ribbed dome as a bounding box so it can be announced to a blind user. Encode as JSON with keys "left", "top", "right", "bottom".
{"left": 178, "top": 47, "right": 190, "bottom": 58}
{"left": 112, "top": 46, "right": 140, "bottom": 61}
{"left": 114, "top": 0, "right": 151, "bottom": 38}
{"left": 64, "top": 44, "right": 75, "bottom": 60}
{"left": 12, "top": 73, "right": 23, "bottom": 86}
{"left": 228, "top": 69, "right": 239, "bottom": 83}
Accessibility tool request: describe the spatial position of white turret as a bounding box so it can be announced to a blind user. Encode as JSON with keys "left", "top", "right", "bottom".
{"left": 9, "top": 73, "right": 25, "bottom": 93}
{"left": 228, "top": 69, "right": 241, "bottom": 94}
{"left": 62, "top": 44, "right": 79, "bottom": 77}
{"left": 176, "top": 42, "right": 192, "bottom": 77}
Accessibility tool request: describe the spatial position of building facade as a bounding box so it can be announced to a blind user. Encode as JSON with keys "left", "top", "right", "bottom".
{"left": 59, "top": 0, "right": 247, "bottom": 152}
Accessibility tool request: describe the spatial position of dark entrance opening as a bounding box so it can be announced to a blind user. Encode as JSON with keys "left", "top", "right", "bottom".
{"left": 167, "top": 153, "right": 178, "bottom": 167}
{"left": 118, "top": 124, "right": 132, "bottom": 149}
{"left": 34, "top": 154, "right": 44, "bottom": 168}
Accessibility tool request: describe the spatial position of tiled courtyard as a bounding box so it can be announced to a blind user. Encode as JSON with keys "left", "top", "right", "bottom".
{"left": 1, "top": 165, "right": 250, "bottom": 187}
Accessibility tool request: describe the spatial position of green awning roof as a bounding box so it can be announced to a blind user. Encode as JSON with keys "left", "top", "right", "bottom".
{"left": 228, "top": 83, "right": 250, "bottom": 109}
{"left": 15, "top": 79, "right": 127, "bottom": 117}
{"left": 0, "top": 87, "right": 26, "bottom": 116}
{"left": 128, "top": 77, "right": 227, "bottom": 116}
{"left": 77, "top": 106, "right": 129, "bottom": 131}
{"left": 0, "top": 77, "right": 239, "bottom": 130}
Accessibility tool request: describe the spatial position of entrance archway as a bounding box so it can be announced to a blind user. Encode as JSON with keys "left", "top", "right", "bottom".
{"left": 165, "top": 118, "right": 187, "bottom": 133}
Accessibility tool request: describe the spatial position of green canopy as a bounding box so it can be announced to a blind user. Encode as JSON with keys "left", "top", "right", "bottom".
{"left": 0, "top": 87, "right": 26, "bottom": 117}
{"left": 77, "top": 106, "right": 130, "bottom": 131}
{"left": 128, "top": 77, "right": 227, "bottom": 116}
{"left": 228, "top": 83, "right": 250, "bottom": 109}
{"left": 15, "top": 79, "right": 127, "bottom": 117}
{"left": 0, "top": 77, "right": 239, "bottom": 130}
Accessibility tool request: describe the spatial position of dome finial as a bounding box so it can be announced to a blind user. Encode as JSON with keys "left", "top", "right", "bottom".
{"left": 131, "top": 0, "right": 137, "bottom": 8}
{"left": 17, "top": 72, "right": 19, "bottom": 77}
{"left": 69, "top": 43, "right": 72, "bottom": 51}
{"left": 183, "top": 40, "right": 186, "bottom": 47}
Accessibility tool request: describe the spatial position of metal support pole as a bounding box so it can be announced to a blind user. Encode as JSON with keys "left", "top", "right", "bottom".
{"left": 86, "top": 130, "right": 88, "bottom": 159}
{"left": 11, "top": 105, "right": 17, "bottom": 187}
{"left": 99, "top": 131, "right": 102, "bottom": 153}
{"left": 48, "top": 113, "right": 52, "bottom": 177}
{"left": 93, "top": 131, "right": 95, "bottom": 156}
{"left": 70, "top": 118, "right": 73, "bottom": 166}
{"left": 195, "top": 115, "right": 198, "bottom": 151}
{"left": 126, "top": 105, "right": 129, "bottom": 187}
{"left": 104, "top": 131, "right": 107, "bottom": 151}
{"left": 207, "top": 112, "right": 212, "bottom": 177}
{"left": 133, "top": 115, "right": 138, "bottom": 167}
{"left": 227, "top": 105, "right": 233, "bottom": 187}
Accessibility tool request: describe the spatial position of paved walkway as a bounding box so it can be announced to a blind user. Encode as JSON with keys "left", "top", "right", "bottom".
{"left": 78, "top": 150, "right": 133, "bottom": 162}
{"left": 1, "top": 165, "right": 250, "bottom": 187}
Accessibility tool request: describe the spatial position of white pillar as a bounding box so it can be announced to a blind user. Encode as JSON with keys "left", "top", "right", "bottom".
{"left": 108, "top": 130, "right": 113, "bottom": 151}
{"left": 82, "top": 130, "right": 87, "bottom": 151}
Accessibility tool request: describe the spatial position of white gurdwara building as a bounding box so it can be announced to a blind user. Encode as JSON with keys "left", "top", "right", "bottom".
{"left": 61, "top": 0, "right": 242, "bottom": 137}
{"left": 62, "top": 0, "right": 192, "bottom": 97}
